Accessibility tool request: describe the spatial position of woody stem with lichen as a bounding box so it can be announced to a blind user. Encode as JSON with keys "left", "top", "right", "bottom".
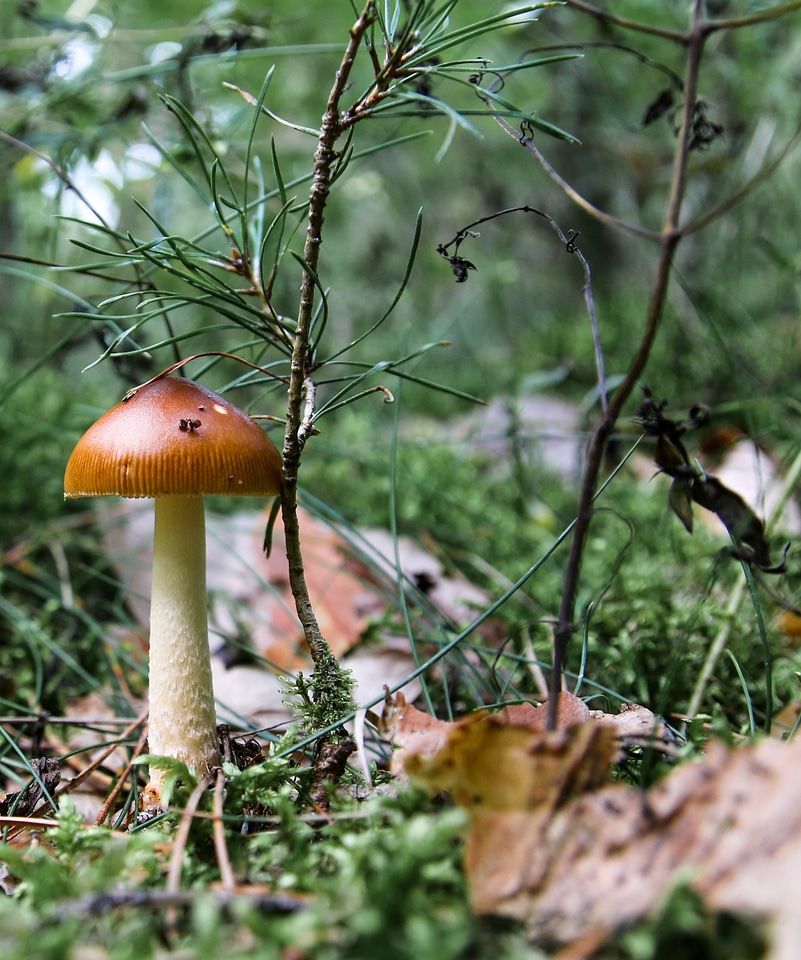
{"left": 280, "top": 3, "right": 375, "bottom": 726}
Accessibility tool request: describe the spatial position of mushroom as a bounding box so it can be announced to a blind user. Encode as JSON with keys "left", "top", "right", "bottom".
{"left": 64, "top": 376, "right": 282, "bottom": 800}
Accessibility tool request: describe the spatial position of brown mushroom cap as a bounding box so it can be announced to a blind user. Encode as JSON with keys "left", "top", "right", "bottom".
{"left": 64, "top": 377, "right": 283, "bottom": 498}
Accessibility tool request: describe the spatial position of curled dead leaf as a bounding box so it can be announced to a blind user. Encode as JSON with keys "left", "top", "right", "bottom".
{"left": 386, "top": 692, "right": 801, "bottom": 960}
{"left": 496, "top": 691, "right": 590, "bottom": 730}
{"left": 382, "top": 691, "right": 675, "bottom": 784}
{"left": 382, "top": 691, "right": 618, "bottom": 811}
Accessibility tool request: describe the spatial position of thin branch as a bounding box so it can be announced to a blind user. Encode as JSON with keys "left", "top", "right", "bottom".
{"left": 437, "top": 205, "right": 608, "bottom": 412}
{"left": 93, "top": 724, "right": 150, "bottom": 827}
{"left": 562, "top": 0, "right": 687, "bottom": 43}
{"left": 0, "top": 130, "right": 115, "bottom": 234}
{"left": 547, "top": 1, "right": 708, "bottom": 728}
{"left": 679, "top": 124, "right": 801, "bottom": 237}
{"left": 484, "top": 106, "right": 660, "bottom": 241}
{"left": 523, "top": 41, "right": 684, "bottom": 89}
{"left": 280, "top": 4, "right": 375, "bottom": 692}
{"left": 562, "top": 2, "right": 801, "bottom": 77}
{"left": 51, "top": 887, "right": 303, "bottom": 921}
{"left": 213, "top": 769, "right": 236, "bottom": 891}
{"left": 706, "top": 0, "right": 801, "bottom": 32}
{"left": 126, "top": 351, "right": 290, "bottom": 393}
{"left": 166, "top": 773, "right": 216, "bottom": 899}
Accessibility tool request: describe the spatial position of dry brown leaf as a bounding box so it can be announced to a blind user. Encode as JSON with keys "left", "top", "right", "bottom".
{"left": 383, "top": 692, "right": 618, "bottom": 811}
{"left": 413, "top": 721, "right": 617, "bottom": 813}
{"left": 465, "top": 736, "right": 801, "bottom": 960}
{"left": 380, "top": 690, "right": 455, "bottom": 772}
{"left": 588, "top": 700, "right": 677, "bottom": 756}
{"left": 496, "top": 692, "right": 590, "bottom": 730}
{"left": 697, "top": 433, "right": 801, "bottom": 537}
{"left": 384, "top": 691, "right": 673, "bottom": 778}
{"left": 386, "top": 696, "right": 801, "bottom": 960}
{"left": 772, "top": 699, "right": 801, "bottom": 739}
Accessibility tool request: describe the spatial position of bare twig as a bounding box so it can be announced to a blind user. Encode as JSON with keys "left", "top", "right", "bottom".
{"left": 679, "top": 124, "right": 801, "bottom": 237}
{"left": 706, "top": 0, "right": 801, "bottom": 32}
{"left": 0, "top": 815, "right": 60, "bottom": 829}
{"left": 51, "top": 709, "right": 150, "bottom": 805}
{"left": 279, "top": 5, "right": 377, "bottom": 724}
{"left": 165, "top": 772, "right": 216, "bottom": 931}
{"left": 93, "top": 723, "right": 150, "bottom": 828}
{"left": 562, "top": 0, "right": 686, "bottom": 43}
{"left": 438, "top": 205, "right": 607, "bottom": 412}
{"left": 51, "top": 887, "right": 303, "bottom": 921}
{"left": 125, "top": 351, "right": 290, "bottom": 393}
{"left": 0, "top": 131, "right": 115, "bottom": 233}
{"left": 213, "top": 769, "right": 236, "bottom": 891}
{"left": 547, "top": 1, "right": 709, "bottom": 728}
{"left": 484, "top": 106, "right": 659, "bottom": 242}
{"left": 562, "top": 0, "right": 801, "bottom": 43}
{"left": 0, "top": 716, "right": 144, "bottom": 726}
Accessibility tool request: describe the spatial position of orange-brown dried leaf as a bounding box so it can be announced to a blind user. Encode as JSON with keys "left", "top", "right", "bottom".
{"left": 380, "top": 690, "right": 457, "bottom": 770}
{"left": 382, "top": 692, "right": 617, "bottom": 812}
{"left": 409, "top": 721, "right": 617, "bottom": 812}
{"left": 496, "top": 692, "right": 590, "bottom": 730}
{"left": 386, "top": 693, "right": 801, "bottom": 956}
{"left": 461, "top": 736, "right": 801, "bottom": 959}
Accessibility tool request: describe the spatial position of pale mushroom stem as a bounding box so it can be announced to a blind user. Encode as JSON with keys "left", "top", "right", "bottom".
{"left": 147, "top": 495, "right": 220, "bottom": 794}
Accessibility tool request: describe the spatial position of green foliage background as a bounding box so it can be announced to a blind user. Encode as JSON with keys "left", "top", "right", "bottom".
{"left": 1, "top": 0, "right": 800, "bottom": 729}
{"left": 1, "top": 1, "right": 801, "bottom": 955}
{"left": 1, "top": 0, "right": 800, "bottom": 728}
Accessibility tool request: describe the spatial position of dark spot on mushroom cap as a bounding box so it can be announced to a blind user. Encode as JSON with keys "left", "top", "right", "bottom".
{"left": 64, "top": 377, "right": 283, "bottom": 498}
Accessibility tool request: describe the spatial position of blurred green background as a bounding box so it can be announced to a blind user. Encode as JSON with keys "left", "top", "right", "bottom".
{"left": 2, "top": 0, "right": 801, "bottom": 725}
